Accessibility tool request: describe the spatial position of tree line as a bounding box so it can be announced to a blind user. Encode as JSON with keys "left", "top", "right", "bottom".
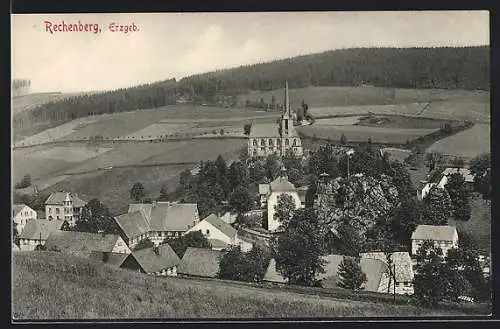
{"left": 18, "top": 46, "right": 489, "bottom": 128}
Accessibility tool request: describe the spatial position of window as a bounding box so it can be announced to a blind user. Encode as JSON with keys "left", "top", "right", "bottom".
{"left": 56, "top": 208, "right": 60, "bottom": 214}
{"left": 269, "top": 139, "right": 273, "bottom": 146}
{"left": 261, "top": 147, "right": 265, "bottom": 152}
{"left": 253, "top": 140, "right": 258, "bottom": 146}
{"left": 285, "top": 139, "right": 290, "bottom": 146}
{"left": 49, "top": 208, "right": 52, "bottom": 214}
{"left": 293, "top": 139, "right": 297, "bottom": 146}
{"left": 206, "top": 229, "right": 210, "bottom": 235}
{"left": 260, "top": 139, "right": 265, "bottom": 146}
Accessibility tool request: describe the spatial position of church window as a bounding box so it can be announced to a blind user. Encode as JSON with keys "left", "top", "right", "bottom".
{"left": 293, "top": 139, "right": 298, "bottom": 146}
{"left": 269, "top": 139, "right": 273, "bottom": 146}
{"left": 260, "top": 139, "right": 265, "bottom": 146}
{"left": 253, "top": 139, "right": 258, "bottom": 146}
{"left": 285, "top": 139, "right": 290, "bottom": 146}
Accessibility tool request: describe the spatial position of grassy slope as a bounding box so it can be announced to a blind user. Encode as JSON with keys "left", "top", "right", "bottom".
{"left": 12, "top": 252, "right": 477, "bottom": 320}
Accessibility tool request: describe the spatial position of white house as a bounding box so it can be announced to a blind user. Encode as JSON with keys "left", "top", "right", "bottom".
{"left": 18, "top": 218, "right": 68, "bottom": 251}
{"left": 115, "top": 201, "right": 200, "bottom": 249}
{"left": 360, "top": 251, "right": 415, "bottom": 295}
{"left": 437, "top": 167, "right": 475, "bottom": 189}
{"left": 411, "top": 225, "right": 459, "bottom": 257}
{"left": 184, "top": 213, "right": 237, "bottom": 251}
{"left": 259, "top": 169, "right": 303, "bottom": 232}
{"left": 45, "top": 192, "right": 87, "bottom": 226}
{"left": 12, "top": 204, "right": 37, "bottom": 235}
{"left": 44, "top": 230, "right": 131, "bottom": 256}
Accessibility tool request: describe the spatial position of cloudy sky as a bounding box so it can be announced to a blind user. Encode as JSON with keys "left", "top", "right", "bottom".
{"left": 12, "top": 11, "right": 489, "bottom": 93}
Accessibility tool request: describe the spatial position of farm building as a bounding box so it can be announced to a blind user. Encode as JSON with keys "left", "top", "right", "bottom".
{"left": 248, "top": 82, "right": 303, "bottom": 158}
{"left": 18, "top": 218, "right": 68, "bottom": 251}
{"left": 259, "top": 168, "right": 304, "bottom": 232}
{"left": 115, "top": 201, "right": 200, "bottom": 249}
{"left": 184, "top": 213, "right": 237, "bottom": 251}
{"left": 44, "top": 230, "right": 131, "bottom": 257}
{"left": 420, "top": 168, "right": 475, "bottom": 200}
{"left": 12, "top": 204, "right": 37, "bottom": 235}
{"left": 87, "top": 251, "right": 130, "bottom": 268}
{"left": 120, "top": 244, "right": 181, "bottom": 276}
{"left": 44, "top": 191, "right": 87, "bottom": 226}
{"left": 360, "top": 252, "right": 415, "bottom": 295}
{"left": 411, "top": 225, "right": 458, "bottom": 257}
{"left": 263, "top": 255, "right": 390, "bottom": 293}
{"left": 177, "top": 247, "right": 227, "bottom": 279}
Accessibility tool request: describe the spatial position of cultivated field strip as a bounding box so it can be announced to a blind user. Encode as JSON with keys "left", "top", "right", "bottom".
{"left": 425, "top": 124, "right": 491, "bottom": 158}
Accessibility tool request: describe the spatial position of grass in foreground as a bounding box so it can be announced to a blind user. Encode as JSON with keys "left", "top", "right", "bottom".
{"left": 12, "top": 252, "right": 482, "bottom": 320}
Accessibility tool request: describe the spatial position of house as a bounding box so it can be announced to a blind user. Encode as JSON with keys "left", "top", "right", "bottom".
{"left": 263, "top": 255, "right": 390, "bottom": 293}
{"left": 115, "top": 201, "right": 200, "bottom": 249}
{"left": 259, "top": 169, "right": 303, "bottom": 232}
{"left": 44, "top": 230, "right": 131, "bottom": 257}
{"left": 18, "top": 218, "right": 67, "bottom": 251}
{"left": 437, "top": 168, "right": 475, "bottom": 189}
{"left": 411, "top": 225, "right": 459, "bottom": 257}
{"left": 220, "top": 212, "right": 237, "bottom": 225}
{"left": 247, "top": 81, "right": 303, "bottom": 158}
{"left": 120, "top": 244, "right": 181, "bottom": 276}
{"left": 236, "top": 226, "right": 273, "bottom": 252}
{"left": 44, "top": 191, "right": 87, "bottom": 226}
{"left": 12, "top": 242, "right": 20, "bottom": 252}
{"left": 184, "top": 213, "right": 237, "bottom": 250}
{"left": 177, "top": 247, "right": 227, "bottom": 278}
{"left": 420, "top": 182, "right": 437, "bottom": 200}
{"left": 87, "top": 251, "right": 130, "bottom": 268}
{"left": 12, "top": 204, "right": 37, "bottom": 235}
{"left": 360, "top": 252, "right": 415, "bottom": 295}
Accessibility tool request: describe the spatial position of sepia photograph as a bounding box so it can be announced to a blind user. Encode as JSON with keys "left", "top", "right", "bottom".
{"left": 11, "top": 11, "right": 491, "bottom": 320}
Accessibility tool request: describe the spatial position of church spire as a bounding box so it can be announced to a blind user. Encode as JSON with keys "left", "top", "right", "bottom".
{"left": 284, "top": 81, "right": 290, "bottom": 116}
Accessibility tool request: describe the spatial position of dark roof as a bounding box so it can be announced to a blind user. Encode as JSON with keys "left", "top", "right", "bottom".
{"left": 44, "top": 230, "right": 125, "bottom": 257}
{"left": 411, "top": 225, "right": 458, "bottom": 241}
{"left": 177, "top": 247, "right": 226, "bottom": 278}
{"left": 208, "top": 238, "right": 230, "bottom": 249}
{"left": 130, "top": 244, "right": 181, "bottom": 273}
{"left": 19, "top": 219, "right": 65, "bottom": 240}
{"left": 87, "top": 251, "right": 129, "bottom": 267}
{"left": 203, "top": 214, "right": 237, "bottom": 240}
{"left": 45, "top": 192, "right": 86, "bottom": 207}
{"left": 115, "top": 202, "right": 199, "bottom": 240}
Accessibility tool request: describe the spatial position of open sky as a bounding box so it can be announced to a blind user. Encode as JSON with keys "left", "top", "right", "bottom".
{"left": 12, "top": 11, "right": 489, "bottom": 93}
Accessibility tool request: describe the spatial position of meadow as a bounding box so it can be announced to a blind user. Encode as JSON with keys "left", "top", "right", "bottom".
{"left": 425, "top": 124, "right": 490, "bottom": 159}
{"left": 12, "top": 92, "right": 86, "bottom": 115}
{"left": 12, "top": 252, "right": 481, "bottom": 320}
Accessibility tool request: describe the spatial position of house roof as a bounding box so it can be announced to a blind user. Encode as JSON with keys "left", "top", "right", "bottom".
{"left": 45, "top": 192, "right": 87, "bottom": 207}
{"left": 115, "top": 211, "right": 150, "bottom": 240}
{"left": 19, "top": 218, "right": 65, "bottom": 240}
{"left": 263, "top": 258, "right": 287, "bottom": 283}
{"left": 177, "top": 247, "right": 226, "bottom": 278}
{"left": 259, "top": 184, "right": 270, "bottom": 195}
{"left": 270, "top": 176, "right": 296, "bottom": 192}
{"left": 249, "top": 123, "right": 281, "bottom": 138}
{"left": 360, "top": 252, "right": 414, "bottom": 283}
{"left": 442, "top": 168, "right": 474, "bottom": 183}
{"left": 411, "top": 225, "right": 458, "bottom": 242}
{"left": 44, "top": 231, "right": 123, "bottom": 257}
{"left": 130, "top": 243, "right": 181, "bottom": 273}
{"left": 12, "top": 204, "right": 28, "bottom": 217}
{"left": 203, "top": 214, "right": 237, "bottom": 240}
{"left": 128, "top": 203, "right": 152, "bottom": 222}
{"left": 359, "top": 258, "right": 388, "bottom": 292}
{"left": 87, "top": 251, "right": 129, "bottom": 267}
{"left": 12, "top": 243, "right": 20, "bottom": 251}
{"left": 208, "top": 238, "right": 230, "bottom": 249}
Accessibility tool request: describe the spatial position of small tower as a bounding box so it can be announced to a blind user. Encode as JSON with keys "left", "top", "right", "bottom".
{"left": 63, "top": 192, "right": 74, "bottom": 225}
{"left": 281, "top": 81, "right": 291, "bottom": 136}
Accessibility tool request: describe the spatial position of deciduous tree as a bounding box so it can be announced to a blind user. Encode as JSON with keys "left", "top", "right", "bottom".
{"left": 229, "top": 186, "right": 253, "bottom": 215}
{"left": 273, "top": 193, "right": 296, "bottom": 230}
{"left": 421, "top": 186, "right": 453, "bottom": 225}
{"left": 445, "top": 173, "right": 471, "bottom": 221}
{"left": 130, "top": 182, "right": 146, "bottom": 202}
{"left": 167, "top": 231, "right": 212, "bottom": 258}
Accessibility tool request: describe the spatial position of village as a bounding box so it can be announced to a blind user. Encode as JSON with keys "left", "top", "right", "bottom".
{"left": 12, "top": 82, "right": 491, "bottom": 308}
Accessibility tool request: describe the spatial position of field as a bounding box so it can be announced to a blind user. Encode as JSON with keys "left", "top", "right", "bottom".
{"left": 297, "top": 124, "right": 439, "bottom": 144}
{"left": 425, "top": 124, "right": 490, "bottom": 159}
{"left": 13, "top": 252, "right": 482, "bottom": 320}
{"left": 238, "top": 86, "right": 489, "bottom": 108}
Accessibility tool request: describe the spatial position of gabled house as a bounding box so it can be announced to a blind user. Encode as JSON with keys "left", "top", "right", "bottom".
{"left": 18, "top": 218, "right": 67, "bottom": 251}
{"left": 263, "top": 255, "right": 390, "bottom": 293}
{"left": 360, "top": 251, "right": 415, "bottom": 295}
{"left": 411, "top": 225, "right": 459, "bottom": 257}
{"left": 120, "top": 243, "right": 181, "bottom": 276}
{"left": 258, "top": 169, "right": 303, "bottom": 232}
{"left": 44, "top": 230, "right": 131, "bottom": 257}
{"left": 184, "top": 213, "right": 237, "bottom": 251}
{"left": 12, "top": 204, "right": 37, "bottom": 235}
{"left": 438, "top": 168, "right": 475, "bottom": 189}
{"left": 177, "top": 247, "right": 227, "bottom": 278}
{"left": 44, "top": 191, "right": 87, "bottom": 226}
{"left": 115, "top": 201, "right": 200, "bottom": 249}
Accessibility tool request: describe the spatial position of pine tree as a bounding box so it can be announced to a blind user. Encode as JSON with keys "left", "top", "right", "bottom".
{"left": 445, "top": 173, "right": 471, "bottom": 221}
{"left": 422, "top": 186, "right": 453, "bottom": 225}
{"left": 336, "top": 257, "right": 367, "bottom": 291}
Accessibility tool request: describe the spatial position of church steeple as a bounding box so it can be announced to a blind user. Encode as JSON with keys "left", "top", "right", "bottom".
{"left": 281, "top": 81, "right": 290, "bottom": 136}
{"left": 284, "top": 81, "right": 290, "bottom": 117}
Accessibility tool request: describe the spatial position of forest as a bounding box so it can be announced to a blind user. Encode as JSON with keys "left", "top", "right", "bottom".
{"left": 18, "top": 46, "right": 489, "bottom": 127}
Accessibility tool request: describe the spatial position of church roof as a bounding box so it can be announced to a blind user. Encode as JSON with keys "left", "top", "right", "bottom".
{"left": 249, "top": 124, "right": 281, "bottom": 138}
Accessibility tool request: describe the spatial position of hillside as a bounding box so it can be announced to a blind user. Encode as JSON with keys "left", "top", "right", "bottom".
{"left": 12, "top": 252, "right": 482, "bottom": 320}
{"left": 16, "top": 46, "right": 489, "bottom": 129}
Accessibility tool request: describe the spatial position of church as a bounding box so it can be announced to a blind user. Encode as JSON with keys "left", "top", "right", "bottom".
{"left": 247, "top": 82, "right": 303, "bottom": 158}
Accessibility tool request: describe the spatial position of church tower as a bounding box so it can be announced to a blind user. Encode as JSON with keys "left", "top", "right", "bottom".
{"left": 281, "top": 81, "right": 291, "bottom": 136}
